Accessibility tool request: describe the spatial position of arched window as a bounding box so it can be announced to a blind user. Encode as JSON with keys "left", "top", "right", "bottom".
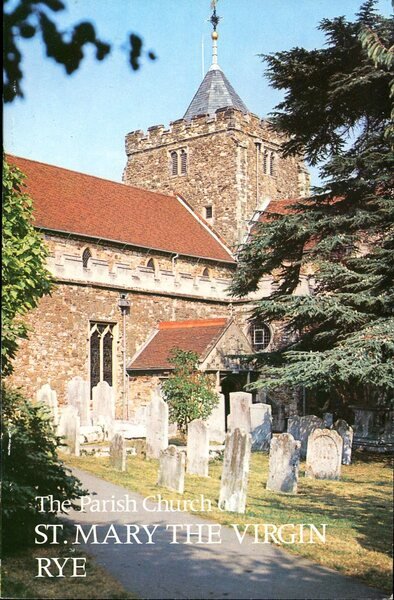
{"left": 82, "top": 247, "right": 92, "bottom": 268}
{"left": 270, "top": 152, "right": 276, "bottom": 177}
{"left": 202, "top": 267, "right": 210, "bottom": 278}
{"left": 249, "top": 319, "right": 271, "bottom": 352}
{"left": 180, "top": 149, "right": 187, "bottom": 174}
{"left": 171, "top": 151, "right": 178, "bottom": 176}
{"left": 263, "top": 150, "right": 269, "bottom": 175}
{"left": 146, "top": 258, "right": 155, "bottom": 270}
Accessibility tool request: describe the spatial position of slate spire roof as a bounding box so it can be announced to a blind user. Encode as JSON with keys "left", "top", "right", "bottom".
{"left": 183, "top": 65, "right": 249, "bottom": 121}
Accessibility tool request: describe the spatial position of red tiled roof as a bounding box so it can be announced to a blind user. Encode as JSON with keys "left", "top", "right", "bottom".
{"left": 129, "top": 318, "right": 229, "bottom": 371}
{"left": 7, "top": 155, "right": 234, "bottom": 263}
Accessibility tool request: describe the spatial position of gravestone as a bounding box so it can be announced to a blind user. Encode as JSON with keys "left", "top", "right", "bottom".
{"left": 287, "top": 416, "right": 300, "bottom": 441}
{"left": 58, "top": 405, "right": 80, "bottom": 456}
{"left": 333, "top": 419, "right": 354, "bottom": 465}
{"left": 110, "top": 434, "right": 126, "bottom": 471}
{"left": 206, "top": 393, "right": 226, "bottom": 443}
{"left": 250, "top": 403, "right": 272, "bottom": 451}
{"left": 323, "top": 412, "right": 334, "bottom": 428}
{"left": 305, "top": 428, "right": 343, "bottom": 480}
{"left": 300, "top": 415, "right": 324, "bottom": 458}
{"left": 157, "top": 445, "right": 185, "bottom": 493}
{"left": 228, "top": 392, "right": 252, "bottom": 432}
{"left": 218, "top": 428, "right": 251, "bottom": 513}
{"left": 146, "top": 391, "right": 168, "bottom": 459}
{"left": 353, "top": 409, "right": 374, "bottom": 437}
{"left": 187, "top": 419, "right": 209, "bottom": 477}
{"left": 67, "top": 376, "right": 91, "bottom": 426}
{"left": 266, "top": 433, "right": 301, "bottom": 494}
{"left": 36, "top": 383, "right": 59, "bottom": 425}
{"left": 92, "top": 382, "right": 115, "bottom": 437}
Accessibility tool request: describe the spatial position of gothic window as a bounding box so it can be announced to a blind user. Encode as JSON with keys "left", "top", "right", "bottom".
{"left": 171, "top": 151, "right": 178, "bottom": 176}
{"left": 202, "top": 267, "right": 210, "bottom": 278}
{"left": 270, "top": 152, "right": 276, "bottom": 177}
{"left": 204, "top": 205, "right": 213, "bottom": 220}
{"left": 146, "top": 258, "right": 155, "bottom": 270}
{"left": 89, "top": 322, "right": 116, "bottom": 393}
{"left": 170, "top": 148, "right": 187, "bottom": 176}
{"left": 249, "top": 319, "right": 271, "bottom": 352}
{"left": 180, "top": 149, "right": 187, "bottom": 174}
{"left": 263, "top": 150, "right": 269, "bottom": 175}
{"left": 82, "top": 247, "right": 92, "bottom": 268}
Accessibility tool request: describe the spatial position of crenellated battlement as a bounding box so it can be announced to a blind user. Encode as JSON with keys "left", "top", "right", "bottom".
{"left": 125, "top": 108, "right": 281, "bottom": 156}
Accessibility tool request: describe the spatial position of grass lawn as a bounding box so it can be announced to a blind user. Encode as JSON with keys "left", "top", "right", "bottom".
{"left": 64, "top": 450, "right": 393, "bottom": 594}
{"left": 1, "top": 537, "right": 135, "bottom": 599}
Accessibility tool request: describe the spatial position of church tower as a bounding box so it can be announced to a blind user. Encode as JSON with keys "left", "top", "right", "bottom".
{"left": 123, "top": 5, "right": 309, "bottom": 250}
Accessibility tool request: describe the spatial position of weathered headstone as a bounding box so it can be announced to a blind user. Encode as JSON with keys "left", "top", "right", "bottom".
{"left": 333, "top": 419, "right": 354, "bottom": 465}
{"left": 157, "top": 445, "right": 185, "bottom": 493}
{"left": 206, "top": 393, "right": 225, "bottom": 443}
{"left": 218, "top": 428, "right": 251, "bottom": 513}
{"left": 58, "top": 405, "right": 80, "bottom": 456}
{"left": 67, "top": 376, "right": 91, "bottom": 426}
{"left": 36, "top": 383, "right": 59, "bottom": 425}
{"left": 300, "top": 415, "right": 324, "bottom": 458}
{"left": 92, "top": 381, "right": 115, "bottom": 427}
{"left": 353, "top": 409, "right": 374, "bottom": 437}
{"left": 305, "top": 428, "right": 343, "bottom": 480}
{"left": 266, "top": 433, "right": 301, "bottom": 494}
{"left": 287, "top": 416, "right": 300, "bottom": 441}
{"left": 228, "top": 392, "right": 252, "bottom": 432}
{"left": 146, "top": 391, "right": 168, "bottom": 459}
{"left": 323, "top": 412, "right": 334, "bottom": 428}
{"left": 250, "top": 403, "right": 272, "bottom": 451}
{"left": 187, "top": 419, "right": 209, "bottom": 476}
{"left": 110, "top": 434, "right": 126, "bottom": 471}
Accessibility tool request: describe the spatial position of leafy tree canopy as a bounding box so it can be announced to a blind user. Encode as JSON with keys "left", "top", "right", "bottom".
{"left": 231, "top": 1, "right": 394, "bottom": 408}
{"left": 2, "top": 159, "right": 53, "bottom": 376}
{"left": 161, "top": 348, "right": 219, "bottom": 435}
{"left": 4, "top": 0, "right": 156, "bottom": 103}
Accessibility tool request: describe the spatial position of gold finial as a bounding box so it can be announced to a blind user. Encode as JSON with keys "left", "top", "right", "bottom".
{"left": 212, "top": 31, "right": 218, "bottom": 40}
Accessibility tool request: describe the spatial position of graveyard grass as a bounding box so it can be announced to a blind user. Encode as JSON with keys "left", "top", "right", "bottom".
{"left": 65, "top": 450, "right": 393, "bottom": 594}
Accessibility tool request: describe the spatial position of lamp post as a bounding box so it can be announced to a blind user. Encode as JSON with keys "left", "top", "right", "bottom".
{"left": 118, "top": 293, "right": 130, "bottom": 420}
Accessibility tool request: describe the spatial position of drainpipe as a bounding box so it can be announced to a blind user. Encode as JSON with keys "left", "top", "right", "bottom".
{"left": 118, "top": 293, "right": 130, "bottom": 420}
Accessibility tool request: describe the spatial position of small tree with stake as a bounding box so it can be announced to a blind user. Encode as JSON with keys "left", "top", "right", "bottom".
{"left": 161, "top": 348, "right": 219, "bottom": 436}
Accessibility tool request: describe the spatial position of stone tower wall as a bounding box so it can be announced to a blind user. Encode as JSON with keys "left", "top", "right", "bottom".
{"left": 123, "top": 108, "right": 309, "bottom": 249}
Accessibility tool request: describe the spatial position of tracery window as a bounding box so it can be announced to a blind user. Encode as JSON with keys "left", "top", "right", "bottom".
{"left": 249, "top": 319, "right": 271, "bottom": 352}
{"left": 89, "top": 322, "right": 116, "bottom": 392}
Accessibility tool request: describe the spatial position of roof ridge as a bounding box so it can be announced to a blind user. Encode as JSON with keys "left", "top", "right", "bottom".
{"left": 159, "top": 318, "right": 228, "bottom": 330}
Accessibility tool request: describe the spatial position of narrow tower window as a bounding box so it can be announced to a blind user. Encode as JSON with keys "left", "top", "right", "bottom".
{"left": 205, "top": 206, "right": 213, "bottom": 220}
{"left": 270, "top": 152, "right": 276, "bottom": 177}
{"left": 82, "top": 247, "right": 92, "bottom": 268}
{"left": 171, "top": 151, "right": 178, "bottom": 176}
{"left": 263, "top": 150, "right": 269, "bottom": 175}
{"left": 180, "top": 150, "right": 187, "bottom": 174}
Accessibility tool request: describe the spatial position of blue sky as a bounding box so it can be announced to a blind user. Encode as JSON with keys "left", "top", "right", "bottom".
{"left": 4, "top": 0, "right": 391, "bottom": 186}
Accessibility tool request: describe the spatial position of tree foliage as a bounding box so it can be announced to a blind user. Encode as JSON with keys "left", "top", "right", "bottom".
{"left": 4, "top": 0, "right": 156, "bottom": 103}
{"left": 2, "top": 159, "right": 53, "bottom": 376}
{"left": 2, "top": 385, "right": 86, "bottom": 551}
{"left": 161, "top": 348, "right": 219, "bottom": 435}
{"left": 231, "top": 1, "right": 394, "bottom": 408}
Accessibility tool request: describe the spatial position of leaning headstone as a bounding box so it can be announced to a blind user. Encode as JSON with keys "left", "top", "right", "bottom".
{"left": 218, "top": 428, "right": 251, "bottom": 513}
{"left": 305, "top": 428, "right": 343, "bottom": 480}
{"left": 187, "top": 419, "right": 209, "bottom": 477}
{"left": 146, "top": 391, "right": 168, "bottom": 459}
{"left": 58, "top": 405, "right": 80, "bottom": 456}
{"left": 157, "top": 445, "right": 185, "bottom": 493}
{"left": 250, "top": 403, "right": 272, "bottom": 451}
{"left": 36, "top": 383, "right": 59, "bottom": 425}
{"left": 206, "top": 393, "right": 225, "bottom": 443}
{"left": 228, "top": 392, "right": 252, "bottom": 432}
{"left": 92, "top": 381, "right": 115, "bottom": 426}
{"left": 353, "top": 409, "right": 374, "bottom": 438}
{"left": 333, "top": 419, "right": 354, "bottom": 465}
{"left": 266, "top": 433, "right": 301, "bottom": 494}
{"left": 300, "top": 415, "right": 324, "bottom": 458}
{"left": 110, "top": 434, "right": 126, "bottom": 471}
{"left": 323, "top": 412, "right": 334, "bottom": 428}
{"left": 67, "top": 376, "right": 91, "bottom": 426}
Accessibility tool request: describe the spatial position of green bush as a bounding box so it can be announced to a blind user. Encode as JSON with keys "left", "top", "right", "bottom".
{"left": 1, "top": 385, "right": 86, "bottom": 551}
{"left": 162, "top": 348, "right": 219, "bottom": 435}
